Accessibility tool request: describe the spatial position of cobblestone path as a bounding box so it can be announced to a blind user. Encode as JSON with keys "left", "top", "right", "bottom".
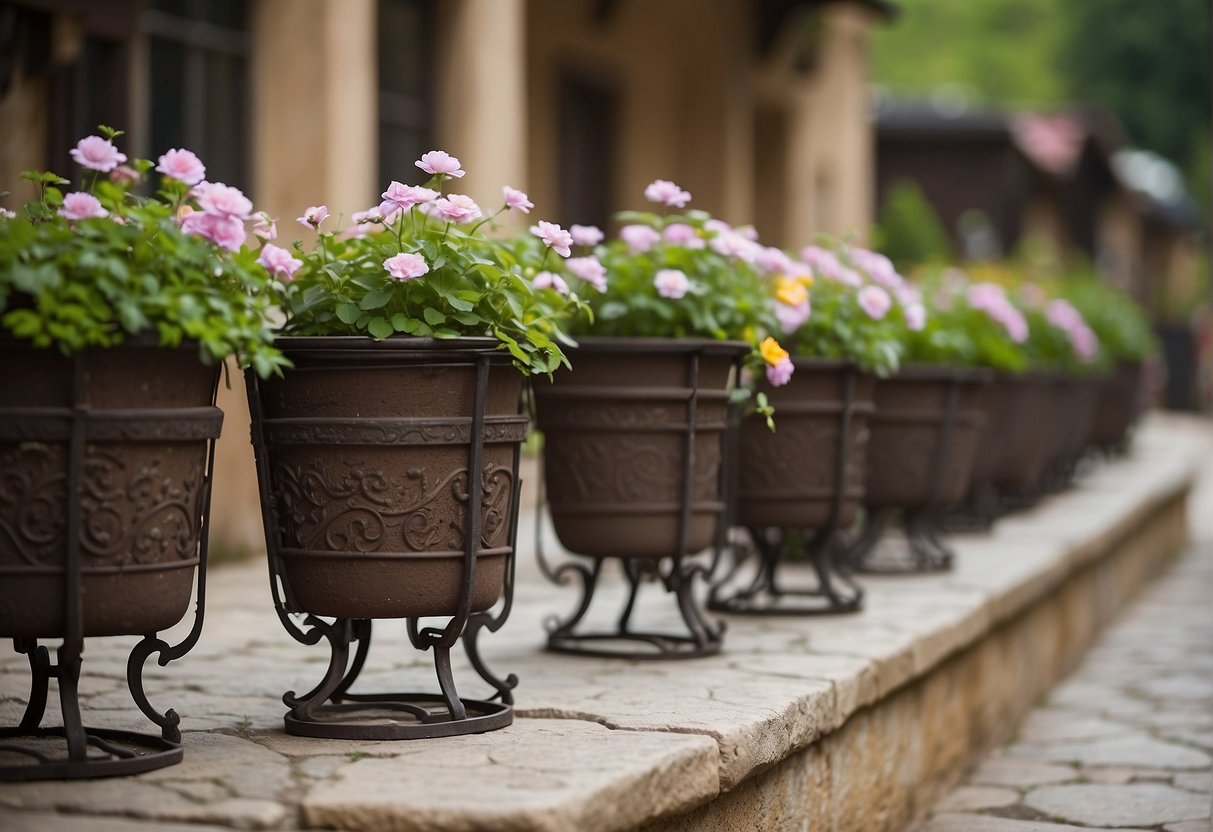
{"left": 917, "top": 539, "right": 1213, "bottom": 832}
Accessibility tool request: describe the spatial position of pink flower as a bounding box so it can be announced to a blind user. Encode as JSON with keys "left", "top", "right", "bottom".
{"left": 416, "top": 150, "right": 465, "bottom": 178}
{"left": 252, "top": 211, "right": 277, "bottom": 240}
{"left": 431, "top": 194, "right": 482, "bottom": 223}
{"left": 155, "top": 148, "right": 206, "bottom": 185}
{"left": 904, "top": 302, "right": 927, "bottom": 332}
{"left": 379, "top": 181, "right": 438, "bottom": 220}
{"left": 643, "top": 179, "right": 692, "bottom": 208}
{"left": 662, "top": 223, "right": 704, "bottom": 249}
{"left": 384, "top": 252, "right": 429, "bottom": 281}
{"left": 654, "top": 268, "right": 690, "bottom": 299}
{"left": 534, "top": 271, "right": 570, "bottom": 295}
{"left": 352, "top": 207, "right": 384, "bottom": 225}
{"left": 1045, "top": 299, "right": 1084, "bottom": 332}
{"left": 704, "top": 218, "right": 732, "bottom": 235}
{"left": 857, "top": 285, "right": 892, "bottom": 320}
{"left": 709, "top": 230, "right": 761, "bottom": 263}
{"left": 1071, "top": 324, "right": 1099, "bottom": 362}
{"left": 620, "top": 224, "right": 661, "bottom": 253}
{"left": 1019, "top": 283, "right": 1047, "bottom": 309}
{"left": 570, "top": 224, "right": 604, "bottom": 247}
{"left": 530, "top": 220, "right": 573, "bottom": 257}
{"left": 109, "top": 165, "right": 142, "bottom": 186}
{"left": 850, "top": 248, "right": 904, "bottom": 289}
{"left": 258, "top": 243, "right": 302, "bottom": 281}
{"left": 566, "top": 256, "right": 607, "bottom": 292}
{"left": 69, "top": 135, "right": 126, "bottom": 172}
{"left": 58, "top": 192, "right": 108, "bottom": 220}
{"left": 756, "top": 246, "right": 793, "bottom": 275}
{"left": 765, "top": 357, "right": 794, "bottom": 387}
{"left": 194, "top": 182, "right": 252, "bottom": 219}
{"left": 182, "top": 212, "right": 247, "bottom": 251}
{"left": 735, "top": 225, "right": 759, "bottom": 241}
{"left": 502, "top": 186, "right": 533, "bottom": 213}
{"left": 0, "top": 207, "right": 15, "bottom": 220}
{"left": 297, "top": 205, "right": 329, "bottom": 228}
{"left": 776, "top": 299, "right": 811, "bottom": 333}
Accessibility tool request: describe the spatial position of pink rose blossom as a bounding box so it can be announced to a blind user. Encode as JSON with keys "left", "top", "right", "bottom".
{"left": 258, "top": 243, "right": 302, "bottom": 281}
{"left": 643, "top": 179, "right": 692, "bottom": 208}
{"left": 709, "top": 230, "right": 761, "bottom": 263}
{"left": 530, "top": 220, "right": 573, "bottom": 257}
{"left": 109, "top": 165, "right": 142, "bottom": 186}
{"left": 662, "top": 223, "right": 704, "bottom": 249}
{"left": 384, "top": 252, "right": 429, "bottom": 281}
{"left": 756, "top": 246, "right": 793, "bottom": 275}
{"left": 0, "top": 207, "right": 16, "bottom": 220}
{"left": 155, "top": 148, "right": 206, "bottom": 185}
{"left": 58, "top": 192, "right": 108, "bottom": 221}
{"left": 252, "top": 211, "right": 277, "bottom": 240}
{"left": 297, "top": 205, "right": 329, "bottom": 228}
{"left": 1071, "top": 324, "right": 1099, "bottom": 362}
{"left": 620, "top": 224, "right": 661, "bottom": 253}
{"left": 352, "top": 207, "right": 384, "bottom": 225}
{"left": 735, "top": 225, "right": 759, "bottom": 241}
{"left": 570, "top": 224, "right": 604, "bottom": 247}
{"left": 534, "top": 271, "right": 570, "bottom": 295}
{"left": 765, "top": 357, "right": 794, "bottom": 387}
{"left": 431, "top": 194, "right": 482, "bottom": 223}
{"left": 194, "top": 182, "right": 252, "bottom": 219}
{"left": 904, "top": 302, "right": 927, "bottom": 332}
{"left": 704, "top": 218, "right": 732, "bottom": 235}
{"left": 566, "top": 256, "right": 608, "bottom": 292}
{"left": 850, "top": 248, "right": 904, "bottom": 289}
{"left": 776, "top": 299, "right": 811, "bottom": 333}
{"left": 379, "top": 181, "right": 439, "bottom": 221}
{"left": 415, "top": 150, "right": 465, "bottom": 178}
{"left": 502, "top": 186, "right": 533, "bottom": 213}
{"left": 968, "top": 284, "right": 1029, "bottom": 343}
{"left": 653, "top": 268, "right": 690, "bottom": 299}
{"left": 182, "top": 211, "right": 247, "bottom": 251}
{"left": 69, "top": 135, "right": 127, "bottom": 172}
{"left": 1045, "top": 299, "right": 1084, "bottom": 332}
{"left": 801, "top": 245, "right": 854, "bottom": 285}
{"left": 857, "top": 285, "right": 892, "bottom": 320}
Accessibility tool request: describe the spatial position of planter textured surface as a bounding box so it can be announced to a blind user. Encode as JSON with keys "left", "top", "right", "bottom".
{"left": 0, "top": 341, "right": 220, "bottom": 638}
{"left": 1090, "top": 360, "right": 1145, "bottom": 449}
{"left": 736, "top": 360, "right": 875, "bottom": 528}
{"left": 992, "top": 371, "right": 1059, "bottom": 496}
{"left": 534, "top": 338, "right": 747, "bottom": 559}
{"left": 864, "top": 367, "right": 986, "bottom": 509}
{"left": 250, "top": 337, "right": 527, "bottom": 619}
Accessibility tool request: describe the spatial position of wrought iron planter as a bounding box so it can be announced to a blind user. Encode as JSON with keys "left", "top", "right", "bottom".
{"left": 710, "top": 359, "right": 873, "bottom": 615}
{"left": 843, "top": 366, "right": 988, "bottom": 574}
{"left": 1040, "top": 372, "right": 1102, "bottom": 492}
{"left": 990, "top": 371, "right": 1060, "bottom": 504}
{"left": 945, "top": 372, "right": 1028, "bottom": 529}
{"left": 1089, "top": 360, "right": 1144, "bottom": 453}
{"left": 246, "top": 337, "right": 525, "bottom": 739}
{"left": 532, "top": 338, "right": 747, "bottom": 659}
{"left": 0, "top": 340, "right": 222, "bottom": 780}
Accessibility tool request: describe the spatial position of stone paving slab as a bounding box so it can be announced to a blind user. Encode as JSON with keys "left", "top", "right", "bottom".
{"left": 0, "top": 415, "right": 1209, "bottom": 831}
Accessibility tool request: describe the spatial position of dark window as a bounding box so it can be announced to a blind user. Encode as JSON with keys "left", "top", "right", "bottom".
{"left": 557, "top": 72, "right": 617, "bottom": 230}
{"left": 144, "top": 0, "right": 251, "bottom": 190}
{"left": 378, "top": 0, "right": 434, "bottom": 185}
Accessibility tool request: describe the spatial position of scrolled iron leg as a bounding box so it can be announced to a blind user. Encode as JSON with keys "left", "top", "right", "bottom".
{"left": 15, "top": 640, "right": 51, "bottom": 732}
{"left": 55, "top": 639, "right": 87, "bottom": 762}
{"left": 284, "top": 619, "right": 354, "bottom": 722}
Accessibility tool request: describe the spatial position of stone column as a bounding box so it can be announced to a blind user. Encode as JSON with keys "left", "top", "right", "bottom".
{"left": 435, "top": 0, "right": 528, "bottom": 218}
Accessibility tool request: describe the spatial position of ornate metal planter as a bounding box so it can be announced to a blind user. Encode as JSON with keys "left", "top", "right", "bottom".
{"left": 532, "top": 337, "right": 747, "bottom": 658}
{"left": 945, "top": 372, "right": 1028, "bottom": 529}
{"left": 1040, "top": 373, "right": 1102, "bottom": 492}
{"left": 991, "top": 371, "right": 1060, "bottom": 504}
{"left": 1089, "top": 360, "right": 1144, "bottom": 453}
{"left": 246, "top": 337, "right": 525, "bottom": 739}
{"left": 710, "top": 359, "right": 873, "bottom": 615}
{"left": 843, "top": 366, "right": 989, "bottom": 573}
{"left": 0, "top": 340, "right": 222, "bottom": 780}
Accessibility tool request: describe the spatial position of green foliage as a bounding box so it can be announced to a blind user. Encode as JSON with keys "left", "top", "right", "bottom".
{"left": 278, "top": 190, "right": 588, "bottom": 377}
{"left": 900, "top": 270, "right": 1030, "bottom": 372}
{"left": 0, "top": 153, "right": 285, "bottom": 376}
{"left": 873, "top": 180, "right": 953, "bottom": 270}
{"left": 1062, "top": 276, "right": 1156, "bottom": 363}
{"left": 787, "top": 276, "right": 903, "bottom": 376}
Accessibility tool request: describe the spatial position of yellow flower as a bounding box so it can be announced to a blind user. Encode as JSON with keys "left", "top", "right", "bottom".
{"left": 759, "top": 336, "right": 789, "bottom": 366}
{"left": 775, "top": 276, "right": 808, "bottom": 307}
{"left": 796, "top": 273, "right": 814, "bottom": 287}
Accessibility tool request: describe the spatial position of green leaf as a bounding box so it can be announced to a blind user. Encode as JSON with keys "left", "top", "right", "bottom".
{"left": 367, "top": 316, "right": 394, "bottom": 339}
{"left": 336, "top": 302, "right": 361, "bottom": 324}
{"left": 422, "top": 307, "right": 446, "bottom": 326}
{"left": 359, "top": 288, "right": 393, "bottom": 310}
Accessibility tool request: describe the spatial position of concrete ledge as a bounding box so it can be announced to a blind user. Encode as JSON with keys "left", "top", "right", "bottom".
{"left": 0, "top": 414, "right": 1207, "bottom": 832}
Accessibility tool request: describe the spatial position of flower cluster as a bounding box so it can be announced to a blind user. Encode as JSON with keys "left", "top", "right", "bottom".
{"left": 273, "top": 151, "right": 587, "bottom": 375}
{"left": 1044, "top": 298, "right": 1100, "bottom": 364}
{"left": 526, "top": 180, "right": 792, "bottom": 385}
{"left": 0, "top": 127, "right": 285, "bottom": 375}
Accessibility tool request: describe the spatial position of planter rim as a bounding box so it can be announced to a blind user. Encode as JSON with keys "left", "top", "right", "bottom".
{"left": 786, "top": 356, "right": 860, "bottom": 371}
{"left": 564, "top": 336, "right": 752, "bottom": 357}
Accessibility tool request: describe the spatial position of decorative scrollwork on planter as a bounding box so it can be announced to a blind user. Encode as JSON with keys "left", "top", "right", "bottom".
{"left": 544, "top": 436, "right": 720, "bottom": 505}
{"left": 0, "top": 443, "right": 67, "bottom": 567}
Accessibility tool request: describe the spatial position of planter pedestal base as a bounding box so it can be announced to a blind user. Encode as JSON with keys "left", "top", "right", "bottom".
{"left": 543, "top": 557, "right": 724, "bottom": 660}
{"left": 277, "top": 616, "right": 515, "bottom": 740}
{"left": 709, "top": 528, "right": 863, "bottom": 615}
{"left": 843, "top": 509, "right": 954, "bottom": 574}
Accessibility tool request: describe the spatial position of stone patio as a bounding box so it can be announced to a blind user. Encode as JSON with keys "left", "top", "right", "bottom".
{"left": 0, "top": 414, "right": 1209, "bottom": 831}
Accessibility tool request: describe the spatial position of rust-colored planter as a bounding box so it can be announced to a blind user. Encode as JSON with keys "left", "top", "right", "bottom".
{"left": 534, "top": 338, "right": 745, "bottom": 560}
{"left": 0, "top": 342, "right": 220, "bottom": 639}
{"left": 248, "top": 337, "right": 526, "bottom": 620}
{"left": 736, "top": 359, "right": 876, "bottom": 530}
{"left": 0, "top": 338, "right": 222, "bottom": 779}
{"left": 532, "top": 337, "right": 749, "bottom": 658}
{"left": 1089, "top": 360, "right": 1145, "bottom": 451}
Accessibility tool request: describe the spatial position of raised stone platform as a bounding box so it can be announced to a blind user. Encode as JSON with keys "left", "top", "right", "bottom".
{"left": 1, "top": 414, "right": 1209, "bottom": 832}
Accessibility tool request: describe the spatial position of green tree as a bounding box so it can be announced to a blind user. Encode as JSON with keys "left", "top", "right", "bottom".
{"left": 873, "top": 180, "right": 953, "bottom": 270}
